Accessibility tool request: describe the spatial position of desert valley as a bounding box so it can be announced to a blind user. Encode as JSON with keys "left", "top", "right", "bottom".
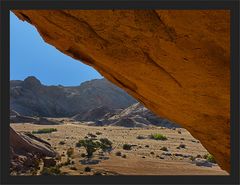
{"left": 10, "top": 77, "right": 228, "bottom": 176}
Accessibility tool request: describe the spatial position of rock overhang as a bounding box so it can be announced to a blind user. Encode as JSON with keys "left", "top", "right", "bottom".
{"left": 12, "top": 10, "right": 230, "bottom": 172}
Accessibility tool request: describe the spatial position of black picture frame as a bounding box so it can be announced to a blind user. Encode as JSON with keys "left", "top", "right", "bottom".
{"left": 0, "top": 0, "right": 239, "bottom": 185}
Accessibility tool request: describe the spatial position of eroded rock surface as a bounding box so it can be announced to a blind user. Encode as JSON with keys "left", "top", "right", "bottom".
{"left": 13, "top": 10, "right": 230, "bottom": 172}
{"left": 10, "top": 127, "right": 57, "bottom": 174}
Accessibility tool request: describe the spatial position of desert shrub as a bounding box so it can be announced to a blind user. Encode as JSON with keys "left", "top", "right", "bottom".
{"left": 203, "top": 154, "right": 208, "bottom": 159}
{"left": 115, "top": 151, "right": 122, "bottom": 156}
{"left": 178, "top": 143, "right": 186, "bottom": 149}
{"left": 123, "top": 144, "right": 132, "bottom": 150}
{"left": 76, "top": 137, "right": 112, "bottom": 158}
{"left": 67, "top": 148, "right": 74, "bottom": 157}
{"left": 76, "top": 139, "right": 100, "bottom": 157}
{"left": 150, "top": 134, "right": 167, "bottom": 141}
{"left": 150, "top": 151, "right": 155, "bottom": 155}
{"left": 32, "top": 128, "right": 57, "bottom": 134}
{"left": 96, "top": 131, "right": 102, "bottom": 135}
{"left": 136, "top": 135, "right": 144, "bottom": 139}
{"left": 205, "top": 154, "right": 216, "bottom": 163}
{"left": 160, "top": 146, "right": 168, "bottom": 151}
{"left": 59, "top": 141, "right": 65, "bottom": 145}
{"left": 196, "top": 154, "right": 202, "bottom": 158}
{"left": 80, "top": 153, "right": 86, "bottom": 158}
{"left": 84, "top": 166, "right": 91, "bottom": 172}
{"left": 145, "top": 145, "right": 149, "bottom": 148}
{"left": 122, "top": 154, "right": 127, "bottom": 158}
{"left": 87, "top": 133, "right": 97, "bottom": 138}
{"left": 40, "top": 166, "right": 61, "bottom": 175}
{"left": 99, "top": 138, "right": 112, "bottom": 152}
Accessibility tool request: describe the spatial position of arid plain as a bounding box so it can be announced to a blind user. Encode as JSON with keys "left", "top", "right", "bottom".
{"left": 11, "top": 121, "right": 227, "bottom": 176}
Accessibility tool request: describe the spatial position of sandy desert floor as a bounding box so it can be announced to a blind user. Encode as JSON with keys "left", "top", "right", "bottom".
{"left": 11, "top": 122, "right": 228, "bottom": 176}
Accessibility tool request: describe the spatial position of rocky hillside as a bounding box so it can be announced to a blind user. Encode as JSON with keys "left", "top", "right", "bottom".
{"left": 107, "top": 103, "right": 179, "bottom": 128}
{"left": 10, "top": 127, "right": 57, "bottom": 175}
{"left": 72, "top": 103, "right": 179, "bottom": 128}
{"left": 11, "top": 76, "right": 178, "bottom": 128}
{"left": 10, "top": 76, "right": 136, "bottom": 117}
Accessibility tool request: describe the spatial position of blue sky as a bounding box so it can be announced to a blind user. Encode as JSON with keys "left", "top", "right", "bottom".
{"left": 10, "top": 12, "right": 103, "bottom": 86}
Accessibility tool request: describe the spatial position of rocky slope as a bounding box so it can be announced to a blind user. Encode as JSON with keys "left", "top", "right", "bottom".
{"left": 108, "top": 103, "right": 179, "bottom": 128}
{"left": 10, "top": 114, "right": 62, "bottom": 125}
{"left": 10, "top": 76, "right": 136, "bottom": 117}
{"left": 72, "top": 103, "right": 179, "bottom": 128}
{"left": 13, "top": 10, "right": 230, "bottom": 172}
{"left": 10, "top": 127, "right": 57, "bottom": 175}
{"left": 72, "top": 106, "right": 118, "bottom": 122}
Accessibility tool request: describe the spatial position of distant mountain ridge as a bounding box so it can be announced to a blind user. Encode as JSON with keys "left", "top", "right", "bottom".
{"left": 10, "top": 76, "right": 179, "bottom": 128}
{"left": 10, "top": 76, "right": 137, "bottom": 117}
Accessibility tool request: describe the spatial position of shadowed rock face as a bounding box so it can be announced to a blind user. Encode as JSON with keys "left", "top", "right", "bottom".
{"left": 10, "top": 127, "right": 57, "bottom": 174}
{"left": 10, "top": 77, "right": 136, "bottom": 117}
{"left": 13, "top": 10, "right": 230, "bottom": 172}
{"left": 10, "top": 127, "right": 56, "bottom": 157}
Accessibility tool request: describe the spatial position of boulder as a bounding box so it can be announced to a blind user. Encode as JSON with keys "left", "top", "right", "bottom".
{"left": 193, "top": 158, "right": 214, "bottom": 167}
{"left": 10, "top": 127, "right": 57, "bottom": 174}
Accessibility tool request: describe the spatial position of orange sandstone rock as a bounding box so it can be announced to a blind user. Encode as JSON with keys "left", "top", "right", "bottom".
{"left": 13, "top": 10, "right": 230, "bottom": 172}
